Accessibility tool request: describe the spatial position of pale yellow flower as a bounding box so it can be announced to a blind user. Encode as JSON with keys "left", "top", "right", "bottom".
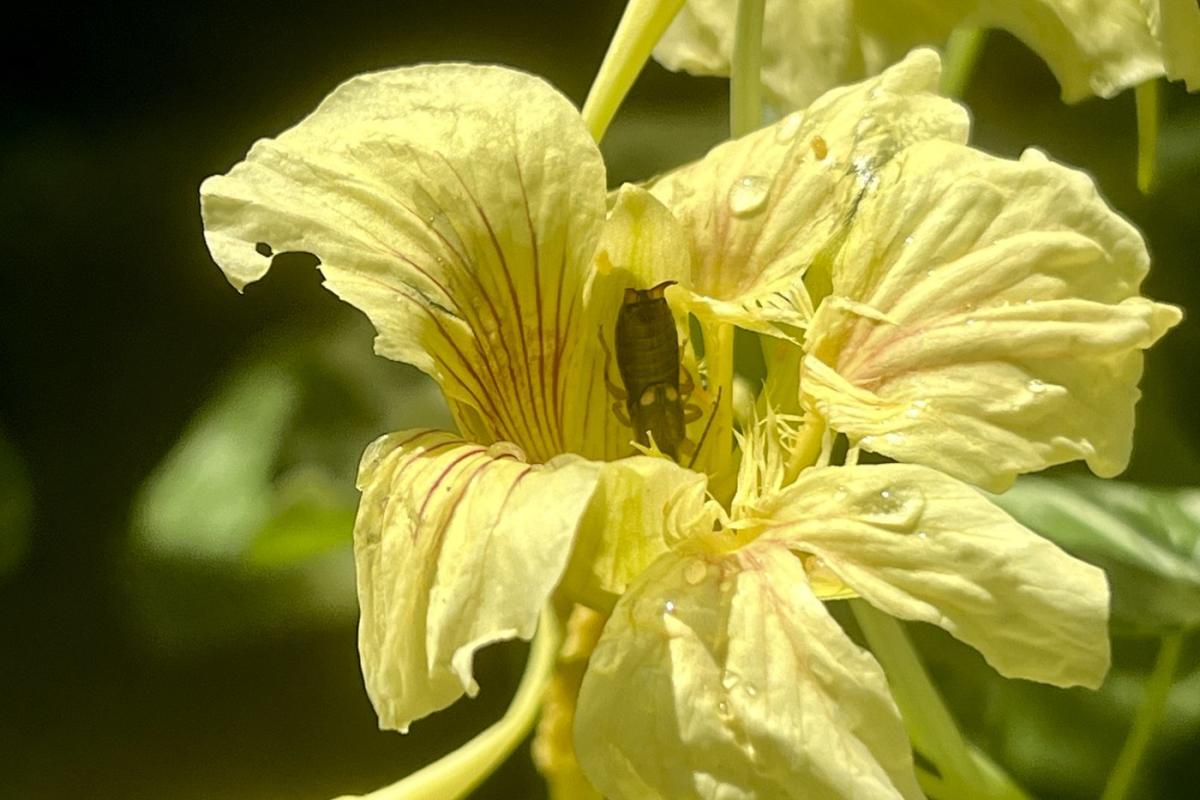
{"left": 1145, "top": 0, "right": 1200, "bottom": 89}
{"left": 654, "top": 0, "right": 1195, "bottom": 109}
{"left": 574, "top": 414, "right": 1111, "bottom": 799}
{"left": 199, "top": 48, "right": 1178, "bottom": 799}
{"left": 201, "top": 65, "right": 709, "bottom": 732}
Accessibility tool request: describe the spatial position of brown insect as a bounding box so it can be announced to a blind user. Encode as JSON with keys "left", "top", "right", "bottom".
{"left": 601, "top": 281, "right": 716, "bottom": 463}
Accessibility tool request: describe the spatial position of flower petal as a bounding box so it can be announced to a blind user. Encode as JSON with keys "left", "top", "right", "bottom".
{"left": 575, "top": 542, "right": 922, "bottom": 800}
{"left": 201, "top": 65, "right": 607, "bottom": 462}
{"left": 654, "top": 0, "right": 1165, "bottom": 107}
{"left": 353, "top": 430, "right": 600, "bottom": 731}
{"left": 648, "top": 49, "right": 967, "bottom": 335}
{"left": 803, "top": 143, "right": 1181, "bottom": 491}
{"left": 561, "top": 455, "right": 708, "bottom": 611}
{"left": 1152, "top": 0, "right": 1200, "bottom": 90}
{"left": 755, "top": 464, "right": 1111, "bottom": 688}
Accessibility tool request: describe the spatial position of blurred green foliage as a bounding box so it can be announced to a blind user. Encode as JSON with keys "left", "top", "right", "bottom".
{"left": 126, "top": 319, "right": 450, "bottom": 651}
{"left": 994, "top": 476, "right": 1200, "bottom": 635}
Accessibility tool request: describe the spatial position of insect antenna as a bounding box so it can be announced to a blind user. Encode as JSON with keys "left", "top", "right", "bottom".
{"left": 687, "top": 387, "right": 723, "bottom": 471}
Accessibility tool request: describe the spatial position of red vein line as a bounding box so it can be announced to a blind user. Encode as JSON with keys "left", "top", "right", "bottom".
{"left": 414, "top": 447, "right": 488, "bottom": 540}
{"left": 513, "top": 153, "right": 555, "bottom": 454}
{"left": 435, "top": 153, "right": 547, "bottom": 459}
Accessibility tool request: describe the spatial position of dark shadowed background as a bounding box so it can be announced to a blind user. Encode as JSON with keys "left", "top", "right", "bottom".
{"left": 2, "top": 2, "right": 1198, "bottom": 798}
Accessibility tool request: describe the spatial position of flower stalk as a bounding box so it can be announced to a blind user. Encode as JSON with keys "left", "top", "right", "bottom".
{"left": 331, "top": 607, "right": 563, "bottom": 800}
{"left": 1135, "top": 79, "right": 1161, "bottom": 194}
{"left": 581, "top": 0, "right": 686, "bottom": 143}
{"left": 939, "top": 27, "right": 988, "bottom": 99}
{"left": 1100, "top": 631, "right": 1184, "bottom": 800}
{"left": 851, "top": 601, "right": 1030, "bottom": 800}
{"left": 730, "top": 0, "right": 765, "bottom": 138}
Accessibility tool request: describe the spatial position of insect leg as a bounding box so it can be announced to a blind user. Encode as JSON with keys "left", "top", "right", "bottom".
{"left": 687, "top": 387, "right": 723, "bottom": 470}
{"left": 611, "top": 400, "right": 632, "bottom": 427}
{"left": 596, "top": 326, "right": 627, "bottom": 402}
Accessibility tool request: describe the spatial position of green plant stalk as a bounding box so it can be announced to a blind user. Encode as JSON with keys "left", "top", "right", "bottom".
{"left": 581, "top": 0, "right": 686, "bottom": 143}
{"left": 729, "top": 0, "right": 765, "bottom": 138}
{"left": 1135, "top": 79, "right": 1161, "bottom": 194}
{"left": 331, "top": 606, "right": 563, "bottom": 800}
{"left": 1100, "top": 631, "right": 1184, "bottom": 800}
{"left": 851, "top": 601, "right": 1029, "bottom": 800}
{"left": 940, "top": 27, "right": 988, "bottom": 99}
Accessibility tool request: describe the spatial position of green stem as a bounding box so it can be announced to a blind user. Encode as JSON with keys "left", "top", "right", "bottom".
{"left": 1100, "top": 632, "right": 1183, "bottom": 800}
{"left": 331, "top": 607, "right": 563, "bottom": 800}
{"left": 940, "top": 27, "right": 988, "bottom": 99}
{"left": 851, "top": 602, "right": 1029, "bottom": 800}
{"left": 1135, "top": 79, "right": 1161, "bottom": 194}
{"left": 581, "top": 0, "right": 686, "bottom": 143}
{"left": 729, "top": 0, "right": 765, "bottom": 138}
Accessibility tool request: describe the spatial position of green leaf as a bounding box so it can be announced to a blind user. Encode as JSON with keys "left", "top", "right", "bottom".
{"left": 126, "top": 317, "right": 452, "bottom": 651}
{"left": 990, "top": 476, "right": 1200, "bottom": 635}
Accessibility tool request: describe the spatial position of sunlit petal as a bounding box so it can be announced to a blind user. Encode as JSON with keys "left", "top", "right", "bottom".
{"left": 201, "top": 65, "right": 607, "bottom": 462}
{"left": 353, "top": 430, "right": 600, "bottom": 731}
{"left": 654, "top": 0, "right": 1165, "bottom": 107}
{"left": 648, "top": 50, "right": 967, "bottom": 335}
{"left": 575, "top": 542, "right": 922, "bottom": 800}
{"left": 1149, "top": 0, "right": 1200, "bottom": 90}
{"left": 803, "top": 143, "right": 1181, "bottom": 490}
{"left": 754, "top": 463, "right": 1111, "bottom": 688}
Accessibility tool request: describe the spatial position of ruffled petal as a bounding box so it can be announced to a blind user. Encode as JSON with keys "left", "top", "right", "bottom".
{"left": 1150, "top": 0, "right": 1200, "bottom": 90}
{"left": 648, "top": 49, "right": 967, "bottom": 335}
{"left": 561, "top": 455, "right": 708, "bottom": 611}
{"left": 201, "top": 65, "right": 608, "bottom": 462}
{"left": 754, "top": 463, "right": 1111, "bottom": 688}
{"left": 353, "top": 430, "right": 600, "bottom": 731}
{"left": 803, "top": 144, "right": 1181, "bottom": 491}
{"left": 575, "top": 542, "right": 922, "bottom": 800}
{"left": 654, "top": 0, "right": 1165, "bottom": 107}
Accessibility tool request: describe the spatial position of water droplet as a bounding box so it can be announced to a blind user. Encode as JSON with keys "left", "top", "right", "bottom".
{"left": 775, "top": 112, "right": 803, "bottom": 142}
{"left": 728, "top": 175, "right": 770, "bottom": 217}
{"left": 722, "top": 670, "right": 741, "bottom": 690}
{"left": 964, "top": 317, "right": 979, "bottom": 327}
{"left": 880, "top": 488, "right": 893, "bottom": 502}
{"left": 717, "top": 700, "right": 730, "bottom": 716}
{"left": 663, "top": 600, "right": 676, "bottom": 615}
{"left": 1027, "top": 378, "right": 1046, "bottom": 394}
{"left": 684, "top": 560, "right": 708, "bottom": 586}
{"left": 905, "top": 399, "right": 929, "bottom": 419}
{"left": 743, "top": 683, "right": 758, "bottom": 698}
{"left": 916, "top": 530, "right": 929, "bottom": 540}
{"left": 903, "top": 235, "right": 915, "bottom": 246}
